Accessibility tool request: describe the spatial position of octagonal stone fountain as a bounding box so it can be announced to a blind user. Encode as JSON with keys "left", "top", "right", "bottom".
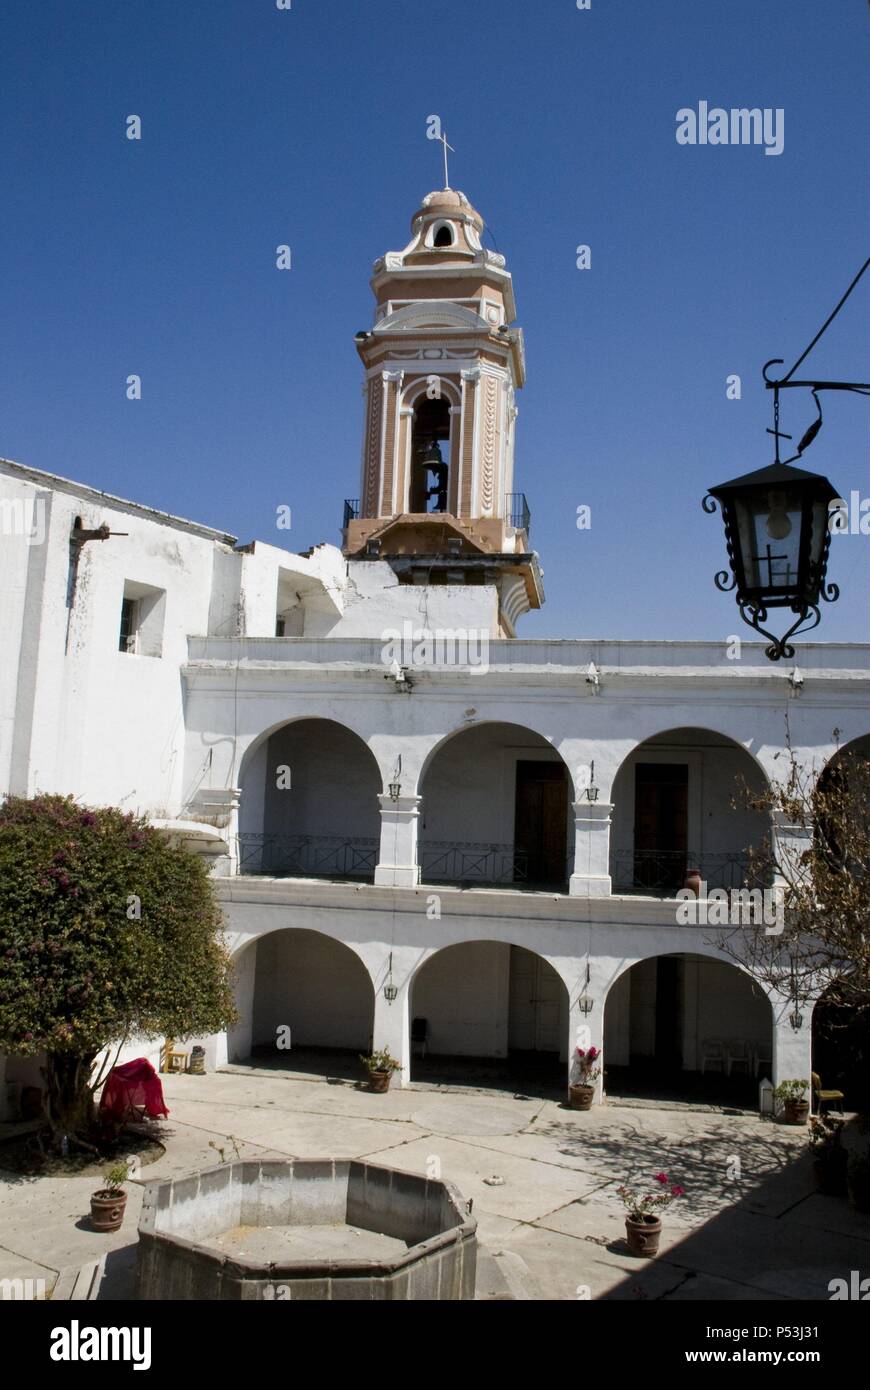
{"left": 137, "top": 1159, "right": 477, "bottom": 1300}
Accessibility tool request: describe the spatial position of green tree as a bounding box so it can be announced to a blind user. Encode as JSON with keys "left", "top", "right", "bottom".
{"left": 0, "top": 794, "right": 236, "bottom": 1150}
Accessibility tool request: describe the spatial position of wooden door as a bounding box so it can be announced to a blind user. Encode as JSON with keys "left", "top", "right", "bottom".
{"left": 514, "top": 761, "right": 568, "bottom": 887}
{"left": 634, "top": 763, "right": 688, "bottom": 891}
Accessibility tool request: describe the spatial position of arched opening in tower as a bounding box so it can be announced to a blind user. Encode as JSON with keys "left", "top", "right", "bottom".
{"left": 409, "top": 396, "right": 451, "bottom": 513}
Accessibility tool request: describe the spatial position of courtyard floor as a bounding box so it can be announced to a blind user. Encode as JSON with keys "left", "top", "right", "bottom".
{"left": 1, "top": 1064, "right": 868, "bottom": 1301}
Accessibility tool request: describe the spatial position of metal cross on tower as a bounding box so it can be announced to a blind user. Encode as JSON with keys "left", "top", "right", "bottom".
{"left": 435, "top": 129, "right": 455, "bottom": 189}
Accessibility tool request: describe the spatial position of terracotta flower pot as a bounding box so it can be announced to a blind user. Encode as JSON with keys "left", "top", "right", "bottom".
{"left": 568, "top": 1083, "right": 594, "bottom": 1111}
{"left": 367, "top": 1070, "right": 392, "bottom": 1094}
{"left": 683, "top": 869, "right": 702, "bottom": 897}
{"left": 90, "top": 1189, "right": 128, "bottom": 1233}
{"left": 782, "top": 1099, "right": 809, "bottom": 1126}
{"left": 625, "top": 1214, "right": 662, "bottom": 1258}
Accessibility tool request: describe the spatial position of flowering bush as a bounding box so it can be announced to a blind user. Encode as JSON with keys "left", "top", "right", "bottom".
{"left": 0, "top": 794, "right": 236, "bottom": 1149}
{"left": 572, "top": 1045, "right": 601, "bottom": 1085}
{"left": 617, "top": 1172, "right": 685, "bottom": 1221}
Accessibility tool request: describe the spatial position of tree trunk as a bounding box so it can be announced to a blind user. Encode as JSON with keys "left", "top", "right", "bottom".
{"left": 42, "top": 1052, "right": 98, "bottom": 1148}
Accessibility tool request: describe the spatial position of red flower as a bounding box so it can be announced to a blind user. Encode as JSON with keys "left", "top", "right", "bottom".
{"left": 670, "top": 1185, "right": 684, "bottom": 1197}
{"left": 654, "top": 1172, "right": 669, "bottom": 1184}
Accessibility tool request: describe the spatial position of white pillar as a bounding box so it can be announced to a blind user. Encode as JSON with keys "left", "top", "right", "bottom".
{"left": 569, "top": 800, "right": 613, "bottom": 897}
{"left": 223, "top": 941, "right": 258, "bottom": 1065}
{"left": 770, "top": 809, "right": 812, "bottom": 888}
{"left": 568, "top": 996, "right": 606, "bottom": 1102}
{"left": 770, "top": 991, "right": 813, "bottom": 1091}
{"left": 374, "top": 794, "right": 421, "bottom": 888}
{"left": 372, "top": 978, "right": 410, "bottom": 1086}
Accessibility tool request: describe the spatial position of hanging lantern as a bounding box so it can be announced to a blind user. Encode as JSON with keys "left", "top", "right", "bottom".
{"left": 704, "top": 460, "right": 840, "bottom": 661}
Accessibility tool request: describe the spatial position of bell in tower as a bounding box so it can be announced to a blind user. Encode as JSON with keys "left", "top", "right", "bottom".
{"left": 342, "top": 185, "right": 543, "bottom": 635}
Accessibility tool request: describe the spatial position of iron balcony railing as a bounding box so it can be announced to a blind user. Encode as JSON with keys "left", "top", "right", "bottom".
{"left": 238, "top": 833, "right": 377, "bottom": 882}
{"left": 506, "top": 492, "right": 531, "bottom": 534}
{"left": 419, "top": 840, "right": 571, "bottom": 891}
{"left": 610, "top": 849, "right": 772, "bottom": 898}
{"left": 343, "top": 499, "right": 361, "bottom": 529}
{"left": 419, "top": 840, "right": 529, "bottom": 887}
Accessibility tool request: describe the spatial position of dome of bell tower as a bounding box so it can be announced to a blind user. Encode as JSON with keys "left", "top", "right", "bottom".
{"left": 403, "top": 188, "right": 485, "bottom": 262}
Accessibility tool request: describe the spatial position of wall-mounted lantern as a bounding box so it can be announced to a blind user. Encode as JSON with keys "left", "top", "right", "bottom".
{"left": 388, "top": 757, "right": 402, "bottom": 802}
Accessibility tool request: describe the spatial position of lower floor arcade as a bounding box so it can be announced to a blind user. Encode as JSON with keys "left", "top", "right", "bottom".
{"left": 0, "top": 891, "right": 843, "bottom": 1119}
{"left": 206, "top": 884, "right": 816, "bottom": 1109}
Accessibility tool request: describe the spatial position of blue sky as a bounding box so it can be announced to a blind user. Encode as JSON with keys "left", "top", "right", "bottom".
{"left": 1, "top": 0, "right": 868, "bottom": 642}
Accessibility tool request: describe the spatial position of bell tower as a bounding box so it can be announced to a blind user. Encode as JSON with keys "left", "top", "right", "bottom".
{"left": 343, "top": 187, "right": 543, "bottom": 634}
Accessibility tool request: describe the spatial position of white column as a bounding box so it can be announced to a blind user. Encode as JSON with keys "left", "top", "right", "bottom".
{"left": 770, "top": 809, "right": 812, "bottom": 888}
{"left": 770, "top": 991, "right": 813, "bottom": 1091}
{"left": 374, "top": 794, "right": 421, "bottom": 888}
{"left": 568, "top": 997, "right": 606, "bottom": 1102}
{"left": 221, "top": 941, "right": 258, "bottom": 1066}
{"left": 372, "top": 978, "right": 411, "bottom": 1086}
{"left": 569, "top": 800, "right": 613, "bottom": 897}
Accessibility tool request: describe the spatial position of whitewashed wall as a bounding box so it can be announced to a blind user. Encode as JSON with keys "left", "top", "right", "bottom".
{"left": 260, "top": 720, "right": 382, "bottom": 840}
{"left": 249, "top": 928, "right": 374, "bottom": 1054}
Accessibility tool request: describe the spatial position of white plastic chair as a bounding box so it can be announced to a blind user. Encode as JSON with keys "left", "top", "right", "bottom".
{"left": 701, "top": 1039, "right": 725, "bottom": 1074}
{"left": 726, "top": 1039, "right": 751, "bottom": 1077}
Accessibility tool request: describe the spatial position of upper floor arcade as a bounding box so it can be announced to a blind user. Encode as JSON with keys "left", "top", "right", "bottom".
{"left": 177, "top": 635, "right": 870, "bottom": 910}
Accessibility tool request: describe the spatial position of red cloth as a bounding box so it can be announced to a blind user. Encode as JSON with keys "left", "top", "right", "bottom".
{"left": 99, "top": 1058, "right": 169, "bottom": 1120}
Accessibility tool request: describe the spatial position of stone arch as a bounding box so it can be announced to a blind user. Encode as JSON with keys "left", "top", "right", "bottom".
{"left": 417, "top": 721, "right": 575, "bottom": 890}
{"left": 402, "top": 375, "right": 462, "bottom": 412}
{"left": 238, "top": 716, "right": 383, "bottom": 879}
{"left": 237, "top": 713, "right": 383, "bottom": 792}
{"left": 416, "top": 719, "right": 572, "bottom": 790}
{"left": 608, "top": 724, "right": 771, "bottom": 802}
{"left": 408, "top": 939, "right": 571, "bottom": 1086}
{"left": 609, "top": 725, "right": 772, "bottom": 896}
{"left": 227, "top": 927, "right": 376, "bottom": 1067}
{"left": 402, "top": 376, "right": 460, "bottom": 515}
{"left": 603, "top": 948, "right": 775, "bottom": 1102}
{"left": 817, "top": 732, "right": 870, "bottom": 789}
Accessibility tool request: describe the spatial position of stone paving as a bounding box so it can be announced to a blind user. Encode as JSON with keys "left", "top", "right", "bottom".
{"left": 1, "top": 1066, "right": 869, "bottom": 1300}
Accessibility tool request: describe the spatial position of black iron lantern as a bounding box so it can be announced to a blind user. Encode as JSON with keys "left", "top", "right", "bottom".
{"left": 704, "top": 460, "right": 840, "bottom": 661}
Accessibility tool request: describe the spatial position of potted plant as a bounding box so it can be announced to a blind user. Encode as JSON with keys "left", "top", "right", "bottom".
{"left": 809, "top": 1115, "right": 847, "bottom": 1196}
{"left": 775, "top": 1078, "right": 810, "bottom": 1125}
{"left": 360, "top": 1046, "right": 402, "bottom": 1093}
{"left": 617, "top": 1172, "right": 684, "bottom": 1257}
{"left": 568, "top": 1045, "right": 601, "bottom": 1110}
{"left": 90, "top": 1161, "right": 131, "bottom": 1233}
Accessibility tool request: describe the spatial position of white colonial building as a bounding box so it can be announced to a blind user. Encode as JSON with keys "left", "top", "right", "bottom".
{"left": 1, "top": 185, "right": 868, "bottom": 1114}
